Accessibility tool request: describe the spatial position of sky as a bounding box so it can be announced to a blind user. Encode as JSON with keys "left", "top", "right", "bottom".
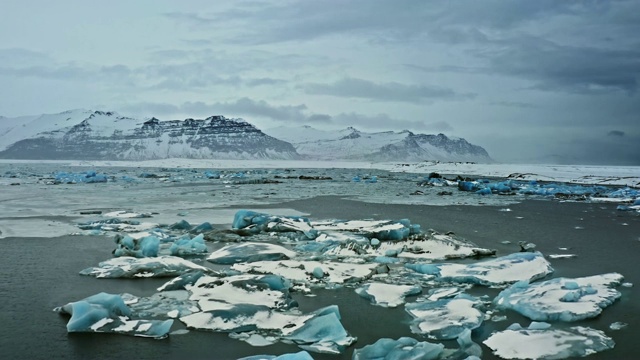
{"left": 0, "top": 0, "right": 639, "bottom": 164}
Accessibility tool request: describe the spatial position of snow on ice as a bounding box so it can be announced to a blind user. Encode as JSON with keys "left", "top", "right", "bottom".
{"left": 494, "top": 273, "right": 624, "bottom": 321}
{"left": 406, "top": 252, "right": 554, "bottom": 286}
{"left": 484, "top": 322, "right": 615, "bottom": 359}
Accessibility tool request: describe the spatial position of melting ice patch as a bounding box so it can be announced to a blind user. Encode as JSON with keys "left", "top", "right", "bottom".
{"left": 54, "top": 292, "right": 173, "bottom": 338}
{"left": 207, "top": 242, "right": 296, "bottom": 264}
{"left": 494, "top": 273, "right": 624, "bottom": 321}
{"left": 483, "top": 322, "right": 615, "bottom": 359}
{"left": 355, "top": 282, "right": 422, "bottom": 308}
{"left": 406, "top": 252, "right": 554, "bottom": 286}
{"left": 79, "top": 256, "right": 211, "bottom": 278}
{"left": 405, "top": 294, "right": 484, "bottom": 340}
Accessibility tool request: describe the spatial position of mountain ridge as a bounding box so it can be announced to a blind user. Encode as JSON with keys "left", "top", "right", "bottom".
{"left": 0, "top": 110, "right": 492, "bottom": 162}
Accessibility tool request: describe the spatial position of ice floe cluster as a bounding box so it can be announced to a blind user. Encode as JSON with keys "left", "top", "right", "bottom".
{"left": 55, "top": 209, "right": 628, "bottom": 359}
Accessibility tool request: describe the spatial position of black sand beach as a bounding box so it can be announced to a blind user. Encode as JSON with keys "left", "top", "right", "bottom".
{"left": 1, "top": 196, "right": 638, "bottom": 359}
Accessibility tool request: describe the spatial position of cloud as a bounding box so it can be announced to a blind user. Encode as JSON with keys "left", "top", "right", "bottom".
{"left": 303, "top": 77, "right": 475, "bottom": 103}
{"left": 328, "top": 112, "right": 453, "bottom": 132}
{"left": 119, "top": 98, "right": 309, "bottom": 123}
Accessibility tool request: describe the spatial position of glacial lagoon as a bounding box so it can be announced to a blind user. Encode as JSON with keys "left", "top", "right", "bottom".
{"left": 0, "top": 162, "right": 638, "bottom": 359}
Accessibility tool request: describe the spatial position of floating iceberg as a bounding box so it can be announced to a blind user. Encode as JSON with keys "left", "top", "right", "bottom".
{"left": 232, "top": 210, "right": 314, "bottom": 235}
{"left": 352, "top": 337, "right": 444, "bottom": 360}
{"left": 207, "top": 242, "right": 296, "bottom": 264}
{"left": 355, "top": 282, "right": 422, "bottom": 308}
{"left": 54, "top": 292, "right": 173, "bottom": 338}
{"left": 80, "top": 256, "right": 211, "bottom": 278}
{"left": 311, "top": 219, "right": 419, "bottom": 241}
{"left": 113, "top": 233, "right": 208, "bottom": 258}
{"left": 483, "top": 322, "right": 614, "bottom": 359}
{"left": 238, "top": 351, "right": 314, "bottom": 360}
{"left": 188, "top": 274, "right": 297, "bottom": 312}
{"left": 406, "top": 252, "right": 554, "bottom": 286}
{"left": 405, "top": 294, "right": 484, "bottom": 340}
{"left": 182, "top": 305, "right": 355, "bottom": 354}
{"left": 54, "top": 170, "right": 108, "bottom": 184}
{"left": 494, "top": 273, "right": 624, "bottom": 321}
{"left": 232, "top": 260, "right": 378, "bottom": 287}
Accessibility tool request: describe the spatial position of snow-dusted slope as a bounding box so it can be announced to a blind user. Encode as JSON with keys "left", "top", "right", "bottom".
{"left": 0, "top": 110, "right": 298, "bottom": 160}
{"left": 264, "top": 126, "right": 491, "bottom": 162}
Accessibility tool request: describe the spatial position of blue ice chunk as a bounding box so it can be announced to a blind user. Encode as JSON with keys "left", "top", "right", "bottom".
{"left": 284, "top": 306, "right": 355, "bottom": 354}
{"left": 169, "top": 234, "right": 208, "bottom": 256}
{"left": 312, "top": 267, "right": 325, "bottom": 279}
{"left": 233, "top": 210, "right": 269, "bottom": 229}
{"left": 54, "top": 170, "right": 108, "bottom": 184}
{"left": 54, "top": 292, "right": 173, "bottom": 338}
{"left": 238, "top": 351, "right": 314, "bottom": 360}
{"left": 365, "top": 176, "right": 377, "bottom": 183}
{"left": 170, "top": 219, "right": 191, "bottom": 230}
{"left": 352, "top": 337, "right": 444, "bottom": 360}
{"left": 192, "top": 222, "right": 214, "bottom": 233}
{"left": 405, "top": 263, "right": 441, "bottom": 276}
{"left": 458, "top": 181, "right": 481, "bottom": 192}
{"left": 157, "top": 270, "right": 205, "bottom": 291}
{"left": 373, "top": 256, "right": 401, "bottom": 264}
{"left": 476, "top": 188, "right": 492, "bottom": 195}
{"left": 204, "top": 171, "right": 221, "bottom": 179}
{"left": 113, "top": 235, "right": 160, "bottom": 258}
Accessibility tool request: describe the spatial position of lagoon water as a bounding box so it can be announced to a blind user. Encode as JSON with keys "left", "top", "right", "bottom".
{"left": 0, "top": 164, "right": 638, "bottom": 359}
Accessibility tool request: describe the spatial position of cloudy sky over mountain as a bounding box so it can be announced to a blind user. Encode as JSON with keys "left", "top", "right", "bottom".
{"left": 1, "top": 0, "right": 639, "bottom": 164}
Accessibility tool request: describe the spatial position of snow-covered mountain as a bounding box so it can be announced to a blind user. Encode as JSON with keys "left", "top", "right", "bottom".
{"left": 264, "top": 125, "right": 492, "bottom": 162}
{"left": 0, "top": 110, "right": 298, "bottom": 160}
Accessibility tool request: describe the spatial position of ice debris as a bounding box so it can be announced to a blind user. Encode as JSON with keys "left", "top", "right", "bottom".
{"left": 405, "top": 294, "right": 484, "bottom": 340}
{"left": 113, "top": 234, "right": 208, "bottom": 258}
{"left": 207, "top": 242, "right": 296, "bottom": 264}
{"left": 494, "top": 273, "right": 624, "bottom": 321}
{"left": 53, "top": 170, "right": 108, "bottom": 184}
{"left": 54, "top": 292, "right": 173, "bottom": 338}
{"left": 80, "top": 256, "right": 211, "bottom": 278}
{"left": 406, "top": 252, "right": 553, "bottom": 286}
{"left": 483, "top": 322, "right": 615, "bottom": 359}
{"left": 609, "top": 321, "right": 628, "bottom": 330}
{"left": 355, "top": 282, "right": 421, "bottom": 308}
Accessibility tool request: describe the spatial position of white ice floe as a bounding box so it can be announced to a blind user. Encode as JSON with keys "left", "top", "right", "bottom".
{"left": 406, "top": 252, "right": 554, "bottom": 286}
{"left": 207, "top": 242, "right": 296, "bottom": 264}
{"left": 548, "top": 254, "right": 577, "bottom": 259}
{"left": 483, "top": 322, "right": 615, "bottom": 359}
{"left": 54, "top": 292, "right": 173, "bottom": 338}
{"left": 405, "top": 294, "right": 484, "bottom": 340}
{"left": 181, "top": 305, "right": 355, "bottom": 354}
{"left": 123, "top": 290, "right": 199, "bottom": 318}
{"left": 494, "top": 273, "right": 624, "bottom": 321}
{"left": 232, "top": 260, "right": 378, "bottom": 287}
{"left": 103, "top": 210, "right": 152, "bottom": 218}
{"left": 79, "top": 256, "right": 210, "bottom": 278}
{"left": 188, "top": 274, "right": 296, "bottom": 312}
{"left": 355, "top": 282, "right": 422, "bottom": 308}
{"left": 238, "top": 351, "right": 314, "bottom": 360}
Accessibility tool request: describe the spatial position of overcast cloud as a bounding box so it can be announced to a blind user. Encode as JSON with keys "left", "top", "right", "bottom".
{"left": 0, "top": 0, "right": 638, "bottom": 164}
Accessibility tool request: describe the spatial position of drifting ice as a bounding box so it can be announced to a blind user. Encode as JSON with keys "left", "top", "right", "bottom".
{"left": 207, "top": 242, "right": 296, "bottom": 264}
{"left": 355, "top": 282, "right": 421, "bottom": 308}
{"left": 405, "top": 294, "right": 484, "bottom": 340}
{"left": 406, "top": 252, "right": 554, "bottom": 286}
{"left": 54, "top": 292, "right": 173, "bottom": 338}
{"left": 483, "top": 322, "right": 614, "bottom": 359}
{"left": 494, "top": 273, "right": 624, "bottom": 321}
{"left": 80, "top": 256, "right": 210, "bottom": 278}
